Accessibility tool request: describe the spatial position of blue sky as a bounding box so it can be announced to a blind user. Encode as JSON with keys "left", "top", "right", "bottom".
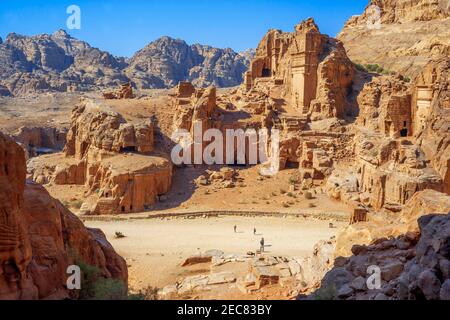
{"left": 0, "top": 0, "right": 368, "bottom": 57}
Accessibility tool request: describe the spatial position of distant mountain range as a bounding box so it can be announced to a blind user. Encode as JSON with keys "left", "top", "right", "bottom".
{"left": 0, "top": 30, "right": 254, "bottom": 96}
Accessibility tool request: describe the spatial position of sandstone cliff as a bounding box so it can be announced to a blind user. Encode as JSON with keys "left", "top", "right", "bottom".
{"left": 338, "top": 0, "right": 450, "bottom": 77}
{"left": 28, "top": 100, "right": 173, "bottom": 215}
{"left": 414, "top": 59, "right": 450, "bottom": 194}
{"left": 245, "top": 18, "right": 355, "bottom": 120}
{"left": 306, "top": 212, "right": 450, "bottom": 300}
{"left": 326, "top": 57, "right": 449, "bottom": 213}
{"left": 0, "top": 132, "right": 127, "bottom": 299}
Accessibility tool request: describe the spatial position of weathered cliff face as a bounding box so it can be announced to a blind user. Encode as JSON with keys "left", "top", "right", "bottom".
{"left": 171, "top": 84, "right": 218, "bottom": 135}
{"left": 0, "top": 131, "right": 34, "bottom": 299}
{"left": 29, "top": 100, "right": 172, "bottom": 215}
{"left": 413, "top": 59, "right": 450, "bottom": 194}
{"left": 334, "top": 189, "right": 450, "bottom": 258}
{"left": 326, "top": 58, "right": 449, "bottom": 212}
{"left": 348, "top": 0, "right": 449, "bottom": 25}
{"left": 338, "top": 0, "right": 450, "bottom": 77}
{"left": 356, "top": 75, "right": 411, "bottom": 134}
{"left": 82, "top": 154, "right": 172, "bottom": 215}
{"left": 12, "top": 126, "right": 67, "bottom": 158}
{"left": 245, "top": 18, "right": 355, "bottom": 120}
{"left": 0, "top": 132, "right": 127, "bottom": 300}
{"left": 306, "top": 212, "right": 450, "bottom": 300}
{"left": 64, "top": 100, "right": 154, "bottom": 160}
{"left": 352, "top": 130, "right": 443, "bottom": 211}
{"left": 0, "top": 30, "right": 128, "bottom": 96}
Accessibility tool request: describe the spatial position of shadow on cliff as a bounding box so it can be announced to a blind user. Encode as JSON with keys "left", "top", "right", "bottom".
{"left": 344, "top": 70, "right": 375, "bottom": 123}
{"left": 298, "top": 213, "right": 450, "bottom": 300}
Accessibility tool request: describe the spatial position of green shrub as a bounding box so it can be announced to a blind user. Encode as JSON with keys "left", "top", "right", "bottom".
{"left": 137, "top": 286, "right": 159, "bottom": 300}
{"left": 314, "top": 285, "right": 338, "bottom": 300}
{"left": 304, "top": 191, "right": 313, "bottom": 200}
{"left": 71, "top": 200, "right": 83, "bottom": 209}
{"left": 355, "top": 63, "right": 367, "bottom": 72}
{"left": 78, "top": 262, "right": 128, "bottom": 300}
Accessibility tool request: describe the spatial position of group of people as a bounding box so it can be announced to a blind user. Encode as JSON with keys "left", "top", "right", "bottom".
{"left": 233, "top": 225, "right": 265, "bottom": 253}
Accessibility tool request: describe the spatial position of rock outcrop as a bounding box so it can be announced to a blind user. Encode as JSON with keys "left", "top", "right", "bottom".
{"left": 28, "top": 99, "right": 172, "bottom": 215}
{"left": 0, "top": 30, "right": 128, "bottom": 96}
{"left": 64, "top": 101, "right": 154, "bottom": 160}
{"left": 413, "top": 59, "right": 450, "bottom": 194}
{"left": 327, "top": 58, "right": 449, "bottom": 212}
{"left": 12, "top": 126, "right": 67, "bottom": 158}
{"left": 245, "top": 18, "right": 355, "bottom": 120}
{"left": 103, "top": 82, "right": 134, "bottom": 99}
{"left": 169, "top": 19, "right": 357, "bottom": 172}
{"left": 0, "top": 132, "right": 127, "bottom": 299}
{"left": 307, "top": 212, "right": 450, "bottom": 300}
{"left": 338, "top": 0, "right": 450, "bottom": 77}
{"left": 334, "top": 190, "right": 450, "bottom": 258}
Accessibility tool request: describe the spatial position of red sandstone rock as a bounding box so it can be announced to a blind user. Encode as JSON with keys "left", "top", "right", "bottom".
{"left": 29, "top": 100, "right": 172, "bottom": 215}
{"left": 103, "top": 82, "right": 134, "bottom": 99}
{"left": 245, "top": 18, "right": 355, "bottom": 120}
{"left": 308, "top": 213, "right": 450, "bottom": 300}
{"left": 0, "top": 132, "right": 127, "bottom": 300}
{"left": 64, "top": 101, "right": 154, "bottom": 160}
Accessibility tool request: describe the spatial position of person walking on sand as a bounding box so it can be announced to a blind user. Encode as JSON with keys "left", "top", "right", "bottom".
{"left": 253, "top": 227, "right": 256, "bottom": 235}
{"left": 234, "top": 225, "right": 237, "bottom": 233}
{"left": 260, "top": 237, "right": 265, "bottom": 253}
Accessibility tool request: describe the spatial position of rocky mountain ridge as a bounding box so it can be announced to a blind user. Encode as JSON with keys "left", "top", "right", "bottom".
{"left": 0, "top": 30, "right": 251, "bottom": 96}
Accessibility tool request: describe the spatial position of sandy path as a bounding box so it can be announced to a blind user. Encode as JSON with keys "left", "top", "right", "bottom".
{"left": 86, "top": 216, "right": 343, "bottom": 290}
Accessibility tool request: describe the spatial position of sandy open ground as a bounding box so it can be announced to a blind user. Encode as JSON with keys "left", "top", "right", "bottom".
{"left": 86, "top": 216, "right": 344, "bottom": 291}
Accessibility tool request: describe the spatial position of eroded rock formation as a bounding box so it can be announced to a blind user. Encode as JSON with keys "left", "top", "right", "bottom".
{"left": 0, "top": 132, "right": 127, "bottom": 299}
{"left": 64, "top": 100, "right": 154, "bottom": 160}
{"left": 307, "top": 212, "right": 450, "bottom": 300}
{"left": 28, "top": 99, "right": 172, "bottom": 215}
{"left": 245, "top": 18, "right": 355, "bottom": 120}
{"left": 170, "top": 19, "right": 357, "bottom": 175}
{"left": 414, "top": 59, "right": 450, "bottom": 194}
{"left": 327, "top": 58, "right": 449, "bottom": 213}
{"left": 334, "top": 190, "right": 450, "bottom": 258}
{"left": 12, "top": 126, "right": 67, "bottom": 158}
{"left": 125, "top": 37, "right": 250, "bottom": 89}
{"left": 103, "top": 82, "right": 134, "bottom": 99}
{"left": 338, "top": 0, "right": 450, "bottom": 77}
